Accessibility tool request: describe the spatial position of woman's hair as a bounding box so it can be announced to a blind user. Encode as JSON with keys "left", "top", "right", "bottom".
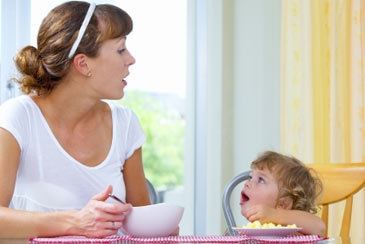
{"left": 251, "top": 151, "right": 322, "bottom": 214}
{"left": 14, "top": 1, "right": 133, "bottom": 95}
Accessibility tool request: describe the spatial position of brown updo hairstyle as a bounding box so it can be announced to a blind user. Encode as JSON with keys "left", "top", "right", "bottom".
{"left": 251, "top": 151, "right": 323, "bottom": 214}
{"left": 14, "top": 1, "right": 133, "bottom": 95}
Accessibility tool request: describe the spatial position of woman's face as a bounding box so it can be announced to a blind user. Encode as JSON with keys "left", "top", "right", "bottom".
{"left": 87, "top": 36, "right": 135, "bottom": 100}
{"left": 240, "top": 167, "right": 280, "bottom": 215}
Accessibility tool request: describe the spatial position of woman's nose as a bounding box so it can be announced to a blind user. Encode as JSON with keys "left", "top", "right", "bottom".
{"left": 126, "top": 50, "right": 136, "bottom": 66}
{"left": 129, "top": 54, "right": 136, "bottom": 66}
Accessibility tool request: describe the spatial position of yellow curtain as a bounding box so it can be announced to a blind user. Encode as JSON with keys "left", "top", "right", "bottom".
{"left": 281, "top": 0, "right": 364, "bottom": 239}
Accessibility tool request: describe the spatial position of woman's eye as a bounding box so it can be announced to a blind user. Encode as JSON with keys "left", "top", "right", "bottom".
{"left": 258, "top": 177, "right": 265, "bottom": 183}
{"left": 117, "top": 49, "right": 126, "bottom": 54}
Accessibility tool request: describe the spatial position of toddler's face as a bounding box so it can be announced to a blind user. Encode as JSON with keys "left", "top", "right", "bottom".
{"left": 240, "top": 168, "right": 280, "bottom": 215}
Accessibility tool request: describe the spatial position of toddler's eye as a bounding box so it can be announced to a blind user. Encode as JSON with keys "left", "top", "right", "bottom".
{"left": 258, "top": 177, "right": 265, "bottom": 183}
{"left": 247, "top": 175, "right": 252, "bottom": 181}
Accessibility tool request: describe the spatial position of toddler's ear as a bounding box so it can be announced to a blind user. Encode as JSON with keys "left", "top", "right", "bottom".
{"left": 277, "top": 197, "right": 293, "bottom": 210}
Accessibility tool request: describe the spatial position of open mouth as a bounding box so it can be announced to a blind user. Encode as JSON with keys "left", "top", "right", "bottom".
{"left": 122, "top": 73, "right": 129, "bottom": 86}
{"left": 240, "top": 191, "right": 249, "bottom": 205}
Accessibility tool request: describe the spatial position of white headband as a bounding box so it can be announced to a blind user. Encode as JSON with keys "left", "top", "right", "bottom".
{"left": 68, "top": 2, "right": 96, "bottom": 58}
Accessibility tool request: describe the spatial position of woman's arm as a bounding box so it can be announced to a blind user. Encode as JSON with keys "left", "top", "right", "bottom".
{"left": 0, "top": 187, "right": 131, "bottom": 238}
{"left": 0, "top": 129, "right": 130, "bottom": 238}
{"left": 243, "top": 204, "right": 326, "bottom": 236}
{"left": 0, "top": 128, "right": 20, "bottom": 208}
{"left": 123, "top": 147, "right": 151, "bottom": 206}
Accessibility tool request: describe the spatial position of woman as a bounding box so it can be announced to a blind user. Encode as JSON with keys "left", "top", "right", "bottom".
{"left": 0, "top": 1, "right": 150, "bottom": 238}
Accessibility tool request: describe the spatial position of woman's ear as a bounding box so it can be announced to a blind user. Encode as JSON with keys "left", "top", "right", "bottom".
{"left": 277, "top": 197, "right": 293, "bottom": 210}
{"left": 72, "top": 53, "right": 91, "bottom": 77}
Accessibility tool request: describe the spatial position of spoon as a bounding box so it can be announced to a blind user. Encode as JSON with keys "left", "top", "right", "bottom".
{"left": 108, "top": 194, "right": 126, "bottom": 204}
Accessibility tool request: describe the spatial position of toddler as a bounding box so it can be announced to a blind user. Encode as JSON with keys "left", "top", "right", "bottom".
{"left": 240, "top": 151, "right": 325, "bottom": 236}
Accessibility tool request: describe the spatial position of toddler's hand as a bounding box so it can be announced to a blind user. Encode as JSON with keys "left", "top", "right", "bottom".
{"left": 242, "top": 204, "right": 276, "bottom": 223}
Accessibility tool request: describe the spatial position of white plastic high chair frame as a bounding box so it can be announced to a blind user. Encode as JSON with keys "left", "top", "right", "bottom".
{"left": 222, "top": 171, "right": 251, "bottom": 235}
{"left": 146, "top": 178, "right": 158, "bottom": 204}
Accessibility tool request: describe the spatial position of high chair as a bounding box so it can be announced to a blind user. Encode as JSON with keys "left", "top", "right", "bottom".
{"left": 146, "top": 178, "right": 158, "bottom": 204}
{"left": 222, "top": 171, "right": 251, "bottom": 235}
{"left": 307, "top": 163, "right": 365, "bottom": 237}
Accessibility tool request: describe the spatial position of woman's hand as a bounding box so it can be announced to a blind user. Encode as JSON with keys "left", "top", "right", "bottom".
{"left": 71, "top": 185, "right": 132, "bottom": 238}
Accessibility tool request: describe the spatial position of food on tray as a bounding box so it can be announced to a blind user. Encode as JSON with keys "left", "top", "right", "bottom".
{"left": 240, "top": 220, "right": 297, "bottom": 229}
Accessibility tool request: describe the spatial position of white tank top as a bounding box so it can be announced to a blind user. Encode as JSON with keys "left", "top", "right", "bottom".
{"left": 0, "top": 95, "right": 146, "bottom": 212}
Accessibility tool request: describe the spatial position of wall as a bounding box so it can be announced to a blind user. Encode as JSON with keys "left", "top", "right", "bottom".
{"left": 195, "top": 0, "right": 282, "bottom": 234}
{"left": 231, "top": 0, "right": 282, "bottom": 228}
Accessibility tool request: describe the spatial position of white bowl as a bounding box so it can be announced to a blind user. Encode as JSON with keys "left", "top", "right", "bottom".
{"left": 122, "top": 203, "right": 184, "bottom": 237}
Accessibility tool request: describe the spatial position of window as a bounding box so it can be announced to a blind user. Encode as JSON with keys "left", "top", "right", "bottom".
{"left": 29, "top": 0, "right": 191, "bottom": 234}
{"left": 0, "top": 0, "right": 31, "bottom": 103}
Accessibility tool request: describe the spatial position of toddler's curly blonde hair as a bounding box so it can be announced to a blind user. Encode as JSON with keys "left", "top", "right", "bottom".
{"left": 251, "top": 151, "right": 322, "bottom": 214}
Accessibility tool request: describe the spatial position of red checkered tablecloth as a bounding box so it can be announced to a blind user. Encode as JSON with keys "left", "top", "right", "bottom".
{"left": 30, "top": 234, "right": 327, "bottom": 244}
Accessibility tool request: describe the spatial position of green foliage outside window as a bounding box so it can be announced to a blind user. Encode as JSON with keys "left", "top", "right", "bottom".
{"left": 118, "top": 90, "right": 184, "bottom": 190}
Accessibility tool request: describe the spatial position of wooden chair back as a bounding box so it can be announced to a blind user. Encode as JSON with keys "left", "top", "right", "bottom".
{"left": 306, "top": 163, "right": 365, "bottom": 237}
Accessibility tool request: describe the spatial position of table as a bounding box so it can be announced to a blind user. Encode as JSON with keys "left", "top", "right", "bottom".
{"left": 321, "top": 236, "right": 363, "bottom": 244}
{"left": 0, "top": 236, "right": 362, "bottom": 244}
